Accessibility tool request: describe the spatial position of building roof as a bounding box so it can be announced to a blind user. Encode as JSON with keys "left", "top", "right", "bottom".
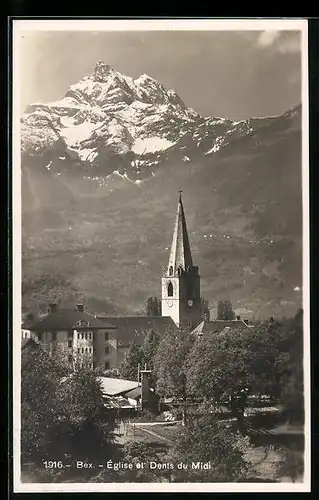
{"left": 125, "top": 386, "right": 142, "bottom": 400}
{"left": 22, "top": 318, "right": 36, "bottom": 329}
{"left": 191, "top": 319, "right": 252, "bottom": 337}
{"left": 125, "top": 386, "right": 156, "bottom": 400}
{"left": 97, "top": 377, "right": 139, "bottom": 396}
{"left": 167, "top": 192, "right": 193, "bottom": 274}
{"left": 103, "top": 316, "right": 176, "bottom": 346}
{"left": 30, "top": 309, "right": 116, "bottom": 331}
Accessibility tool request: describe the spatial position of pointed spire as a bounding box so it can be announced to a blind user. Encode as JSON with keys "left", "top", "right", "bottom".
{"left": 167, "top": 191, "right": 193, "bottom": 274}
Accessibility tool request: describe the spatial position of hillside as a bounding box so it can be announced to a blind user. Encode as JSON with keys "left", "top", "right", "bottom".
{"left": 21, "top": 62, "right": 302, "bottom": 319}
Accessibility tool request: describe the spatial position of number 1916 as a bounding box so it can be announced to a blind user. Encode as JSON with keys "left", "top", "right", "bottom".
{"left": 43, "top": 461, "right": 63, "bottom": 468}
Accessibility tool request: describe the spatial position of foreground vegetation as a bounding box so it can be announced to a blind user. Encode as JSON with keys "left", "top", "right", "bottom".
{"left": 21, "top": 309, "right": 304, "bottom": 483}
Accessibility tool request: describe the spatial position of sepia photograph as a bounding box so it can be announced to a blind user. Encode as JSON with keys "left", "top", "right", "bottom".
{"left": 12, "top": 19, "right": 310, "bottom": 492}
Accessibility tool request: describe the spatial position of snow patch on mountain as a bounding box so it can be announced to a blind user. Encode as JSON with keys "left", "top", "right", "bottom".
{"left": 78, "top": 148, "right": 98, "bottom": 162}
{"left": 205, "top": 136, "right": 225, "bottom": 155}
{"left": 132, "top": 137, "right": 175, "bottom": 155}
{"left": 60, "top": 120, "right": 95, "bottom": 147}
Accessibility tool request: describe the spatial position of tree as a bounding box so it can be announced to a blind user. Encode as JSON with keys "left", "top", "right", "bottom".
{"left": 119, "top": 330, "right": 160, "bottom": 382}
{"left": 53, "top": 363, "right": 115, "bottom": 461}
{"left": 119, "top": 342, "right": 144, "bottom": 381}
{"left": 186, "top": 323, "right": 280, "bottom": 431}
{"left": 217, "top": 299, "right": 235, "bottom": 320}
{"left": 272, "top": 309, "right": 304, "bottom": 423}
{"left": 153, "top": 327, "right": 195, "bottom": 425}
{"left": 146, "top": 296, "right": 161, "bottom": 317}
{"left": 200, "top": 297, "right": 210, "bottom": 321}
{"left": 21, "top": 344, "right": 115, "bottom": 466}
{"left": 167, "top": 403, "right": 251, "bottom": 482}
{"left": 121, "top": 442, "right": 169, "bottom": 482}
{"left": 142, "top": 329, "right": 160, "bottom": 372}
{"left": 21, "top": 346, "right": 61, "bottom": 461}
{"left": 103, "top": 368, "right": 121, "bottom": 378}
{"left": 276, "top": 447, "right": 304, "bottom": 483}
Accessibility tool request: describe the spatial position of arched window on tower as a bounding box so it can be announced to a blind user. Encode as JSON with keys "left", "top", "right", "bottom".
{"left": 169, "top": 266, "right": 173, "bottom": 276}
{"left": 167, "top": 282, "right": 173, "bottom": 297}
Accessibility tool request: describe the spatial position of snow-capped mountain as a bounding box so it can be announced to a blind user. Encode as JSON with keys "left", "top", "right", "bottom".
{"left": 21, "top": 61, "right": 302, "bottom": 318}
{"left": 22, "top": 60, "right": 296, "bottom": 183}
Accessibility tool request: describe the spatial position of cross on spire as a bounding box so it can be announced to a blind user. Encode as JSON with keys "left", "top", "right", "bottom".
{"left": 178, "top": 188, "right": 183, "bottom": 201}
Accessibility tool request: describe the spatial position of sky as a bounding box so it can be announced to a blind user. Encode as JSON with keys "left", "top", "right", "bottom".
{"left": 18, "top": 29, "right": 302, "bottom": 120}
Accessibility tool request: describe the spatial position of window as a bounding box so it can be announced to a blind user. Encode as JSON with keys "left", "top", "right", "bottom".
{"left": 81, "top": 348, "right": 84, "bottom": 353}
{"left": 169, "top": 265, "right": 173, "bottom": 276}
{"left": 105, "top": 361, "right": 110, "bottom": 370}
{"left": 76, "top": 320, "right": 90, "bottom": 328}
{"left": 105, "top": 346, "right": 109, "bottom": 355}
{"left": 68, "top": 340, "right": 72, "bottom": 348}
{"left": 77, "top": 332, "right": 80, "bottom": 339}
{"left": 77, "top": 348, "right": 80, "bottom": 354}
{"left": 88, "top": 332, "right": 92, "bottom": 340}
{"left": 89, "top": 347, "right": 92, "bottom": 354}
{"left": 105, "top": 332, "right": 109, "bottom": 341}
{"left": 81, "top": 333, "right": 84, "bottom": 340}
{"left": 167, "top": 281, "right": 173, "bottom": 297}
{"left": 68, "top": 355, "right": 73, "bottom": 363}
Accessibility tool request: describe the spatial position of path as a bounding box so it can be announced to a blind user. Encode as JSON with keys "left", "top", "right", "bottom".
{"left": 133, "top": 420, "right": 182, "bottom": 427}
{"left": 113, "top": 421, "right": 174, "bottom": 445}
{"left": 137, "top": 425, "right": 173, "bottom": 443}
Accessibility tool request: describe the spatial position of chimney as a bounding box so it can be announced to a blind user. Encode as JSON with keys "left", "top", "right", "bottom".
{"left": 49, "top": 303, "right": 57, "bottom": 314}
{"left": 236, "top": 315, "right": 241, "bottom": 320}
{"left": 77, "top": 304, "right": 84, "bottom": 313}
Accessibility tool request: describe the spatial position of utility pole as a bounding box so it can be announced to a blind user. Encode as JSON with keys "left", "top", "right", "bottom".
{"left": 140, "top": 362, "right": 152, "bottom": 412}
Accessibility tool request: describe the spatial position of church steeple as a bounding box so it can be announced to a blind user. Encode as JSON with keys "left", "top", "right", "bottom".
{"left": 161, "top": 191, "right": 201, "bottom": 328}
{"left": 167, "top": 190, "right": 193, "bottom": 275}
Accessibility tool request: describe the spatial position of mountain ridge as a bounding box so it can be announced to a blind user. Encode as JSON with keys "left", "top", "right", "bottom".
{"left": 21, "top": 62, "right": 303, "bottom": 320}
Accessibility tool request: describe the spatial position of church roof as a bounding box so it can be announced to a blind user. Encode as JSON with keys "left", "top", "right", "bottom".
{"left": 168, "top": 192, "right": 193, "bottom": 273}
{"left": 191, "top": 319, "right": 252, "bottom": 337}
{"left": 104, "top": 316, "right": 176, "bottom": 346}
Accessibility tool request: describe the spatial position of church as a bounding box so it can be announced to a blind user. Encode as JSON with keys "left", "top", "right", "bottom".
{"left": 23, "top": 192, "right": 250, "bottom": 370}
{"left": 161, "top": 190, "right": 201, "bottom": 329}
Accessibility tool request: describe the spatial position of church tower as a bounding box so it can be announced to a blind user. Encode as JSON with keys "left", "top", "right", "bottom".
{"left": 162, "top": 191, "right": 201, "bottom": 328}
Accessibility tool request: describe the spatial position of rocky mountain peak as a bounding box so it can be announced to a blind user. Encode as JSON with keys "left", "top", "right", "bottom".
{"left": 93, "top": 60, "right": 113, "bottom": 82}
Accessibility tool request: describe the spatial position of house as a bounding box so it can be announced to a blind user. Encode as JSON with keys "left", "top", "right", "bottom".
{"left": 28, "top": 304, "right": 117, "bottom": 369}
{"left": 27, "top": 304, "right": 176, "bottom": 371}
{"left": 98, "top": 374, "right": 158, "bottom": 412}
{"left": 96, "top": 316, "right": 176, "bottom": 366}
{"left": 21, "top": 315, "right": 38, "bottom": 340}
{"left": 191, "top": 318, "right": 252, "bottom": 338}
